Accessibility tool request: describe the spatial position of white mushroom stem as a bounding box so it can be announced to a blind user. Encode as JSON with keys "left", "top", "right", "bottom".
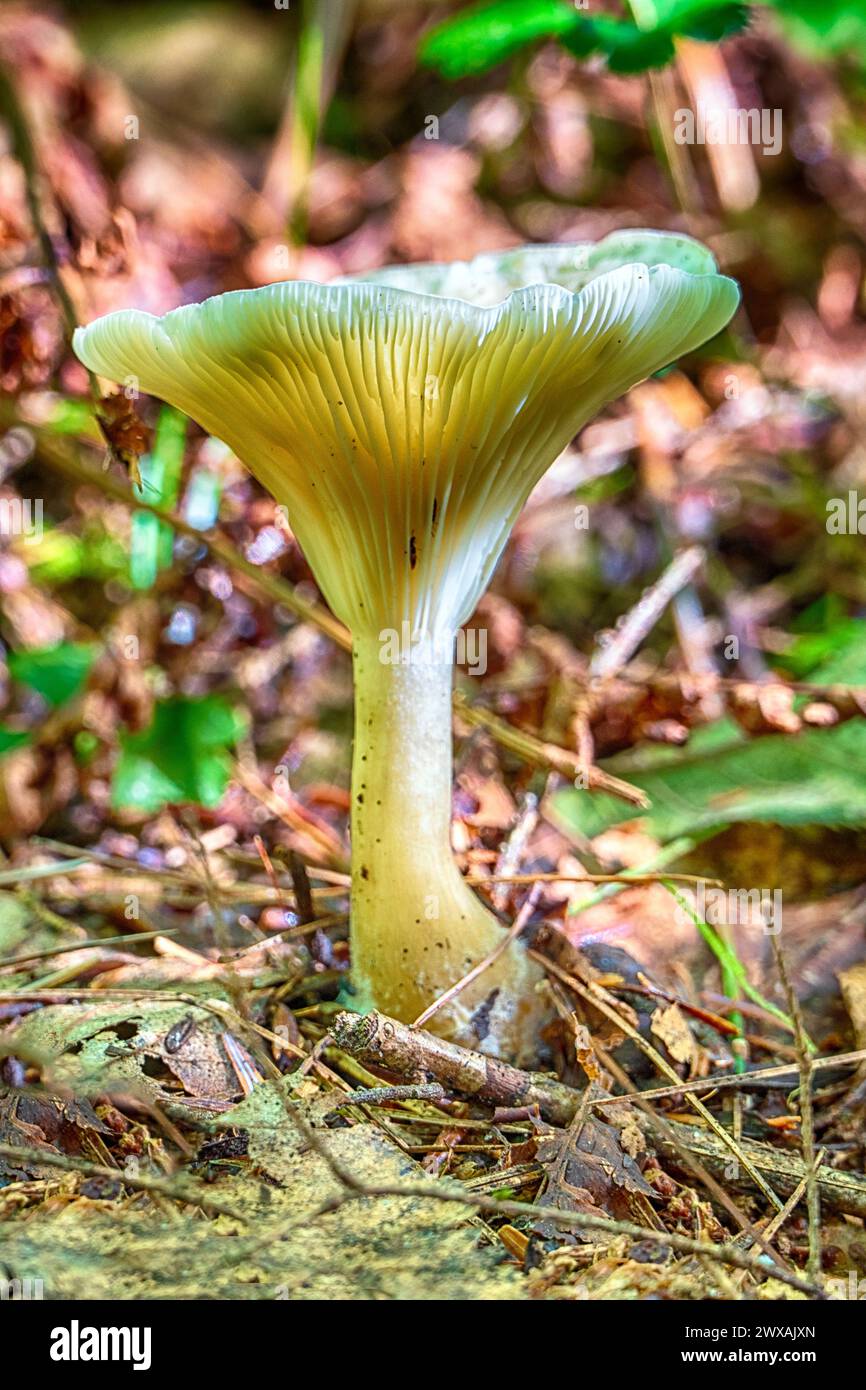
{"left": 350, "top": 630, "right": 542, "bottom": 1059}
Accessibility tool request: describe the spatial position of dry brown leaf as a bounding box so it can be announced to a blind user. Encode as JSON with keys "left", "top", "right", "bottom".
{"left": 650, "top": 1002, "right": 698, "bottom": 1071}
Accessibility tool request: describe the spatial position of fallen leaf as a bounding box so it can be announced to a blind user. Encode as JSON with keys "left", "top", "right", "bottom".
{"left": 651, "top": 1001, "right": 698, "bottom": 1071}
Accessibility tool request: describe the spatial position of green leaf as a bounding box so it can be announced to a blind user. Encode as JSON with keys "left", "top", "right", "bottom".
{"left": 130, "top": 406, "right": 187, "bottom": 591}
{"left": 580, "top": 16, "right": 675, "bottom": 73}
{"left": 552, "top": 717, "right": 866, "bottom": 840}
{"left": 680, "top": 5, "right": 749, "bottom": 43}
{"left": 780, "top": 618, "right": 866, "bottom": 682}
{"left": 420, "top": 0, "right": 751, "bottom": 79}
{"left": 8, "top": 643, "right": 97, "bottom": 708}
{"left": 654, "top": 0, "right": 750, "bottom": 42}
{"left": 420, "top": 0, "right": 586, "bottom": 77}
{"left": 44, "top": 397, "right": 102, "bottom": 439}
{"left": 112, "top": 695, "right": 248, "bottom": 813}
{"left": 0, "top": 728, "right": 30, "bottom": 755}
{"left": 769, "top": 0, "right": 866, "bottom": 65}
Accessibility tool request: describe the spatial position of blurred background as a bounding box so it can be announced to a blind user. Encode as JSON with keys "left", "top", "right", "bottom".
{"left": 2, "top": 0, "right": 866, "bottom": 1046}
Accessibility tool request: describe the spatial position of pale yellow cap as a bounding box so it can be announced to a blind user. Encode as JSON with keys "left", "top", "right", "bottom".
{"left": 74, "top": 232, "right": 739, "bottom": 635}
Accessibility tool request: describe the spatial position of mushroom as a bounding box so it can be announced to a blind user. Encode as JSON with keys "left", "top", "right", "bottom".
{"left": 74, "top": 230, "right": 739, "bottom": 1060}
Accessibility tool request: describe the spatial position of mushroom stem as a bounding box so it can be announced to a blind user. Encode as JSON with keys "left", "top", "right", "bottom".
{"left": 349, "top": 630, "right": 542, "bottom": 1060}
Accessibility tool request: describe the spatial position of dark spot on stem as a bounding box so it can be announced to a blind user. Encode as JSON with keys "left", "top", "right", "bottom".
{"left": 470, "top": 988, "right": 500, "bottom": 1042}
{"left": 409, "top": 533, "right": 417, "bottom": 569}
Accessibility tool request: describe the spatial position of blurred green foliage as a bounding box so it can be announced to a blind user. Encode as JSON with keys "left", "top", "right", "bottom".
{"left": 420, "top": 0, "right": 750, "bottom": 78}
{"left": 130, "top": 407, "right": 186, "bottom": 591}
{"left": 8, "top": 642, "right": 97, "bottom": 708}
{"left": 112, "top": 694, "right": 249, "bottom": 812}
{"left": 775, "top": 0, "right": 866, "bottom": 65}
{"left": 421, "top": 0, "right": 866, "bottom": 78}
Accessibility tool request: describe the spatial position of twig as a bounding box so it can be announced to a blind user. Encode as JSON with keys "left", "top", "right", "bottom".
{"left": 560, "top": 833, "right": 717, "bottom": 920}
{"left": 531, "top": 949, "right": 784, "bottom": 1212}
{"left": 0, "top": 65, "right": 132, "bottom": 472}
{"left": 0, "top": 65, "right": 81, "bottom": 341}
{"left": 411, "top": 883, "right": 542, "bottom": 1031}
{"left": 589, "top": 546, "right": 704, "bottom": 680}
{"left": 333, "top": 1009, "right": 582, "bottom": 1125}
{"left": 466, "top": 870, "right": 722, "bottom": 888}
{"left": 452, "top": 691, "right": 649, "bottom": 806}
{"left": 591, "top": 1049, "right": 866, "bottom": 1107}
{"left": 491, "top": 793, "right": 539, "bottom": 911}
{"left": 754, "top": 1149, "right": 827, "bottom": 1250}
{"left": 1, "top": 927, "right": 179, "bottom": 968}
{"left": 329, "top": 1083, "right": 446, "bottom": 1110}
{"left": 0, "top": 1142, "right": 246, "bottom": 1220}
{"left": 286, "top": 850, "right": 315, "bottom": 925}
{"left": 231, "top": 760, "right": 350, "bottom": 868}
{"left": 0, "top": 858, "right": 91, "bottom": 886}
{"left": 770, "top": 931, "right": 822, "bottom": 1281}
{"left": 617, "top": 669, "right": 866, "bottom": 716}
{"left": 657, "top": 1126, "right": 865, "bottom": 1221}
{"left": 218, "top": 912, "right": 348, "bottom": 960}
{"left": 252, "top": 835, "right": 287, "bottom": 908}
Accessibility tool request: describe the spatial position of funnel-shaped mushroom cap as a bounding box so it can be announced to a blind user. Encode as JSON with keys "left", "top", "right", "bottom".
{"left": 74, "top": 231, "right": 738, "bottom": 635}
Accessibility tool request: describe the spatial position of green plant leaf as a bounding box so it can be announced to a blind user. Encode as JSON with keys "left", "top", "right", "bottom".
{"left": 654, "top": 0, "right": 750, "bottom": 42}
{"left": 112, "top": 695, "right": 248, "bottom": 813}
{"left": 780, "top": 617, "right": 866, "bottom": 683}
{"left": 552, "top": 717, "right": 866, "bottom": 841}
{"left": 8, "top": 643, "right": 97, "bottom": 708}
{"left": 769, "top": 0, "right": 866, "bottom": 65}
{"left": 130, "top": 406, "right": 187, "bottom": 590}
{"left": 0, "top": 728, "right": 30, "bottom": 755}
{"left": 419, "top": 0, "right": 581, "bottom": 78}
{"left": 577, "top": 16, "right": 675, "bottom": 73}
{"left": 420, "top": 0, "right": 752, "bottom": 79}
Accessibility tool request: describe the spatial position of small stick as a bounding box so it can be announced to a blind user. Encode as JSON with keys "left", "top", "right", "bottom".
{"left": 329, "top": 1083, "right": 446, "bottom": 1109}
{"left": 491, "top": 793, "right": 539, "bottom": 911}
{"left": 286, "top": 850, "right": 315, "bottom": 924}
{"left": 589, "top": 546, "right": 704, "bottom": 680}
{"left": 218, "top": 912, "right": 347, "bottom": 960}
{"left": 0, "top": 859, "right": 91, "bottom": 886}
{"left": 333, "top": 1009, "right": 581, "bottom": 1126}
{"left": 452, "top": 691, "right": 649, "bottom": 807}
{"left": 754, "top": 1149, "right": 827, "bottom": 1250}
{"left": 592, "top": 1039, "right": 790, "bottom": 1270}
{"left": 0, "top": 1142, "right": 246, "bottom": 1220}
{"left": 411, "top": 883, "right": 542, "bottom": 1031}
{"left": 1, "top": 927, "right": 179, "bottom": 968}
{"left": 325, "top": 1010, "right": 866, "bottom": 1223}
{"left": 770, "top": 931, "right": 822, "bottom": 1281}
{"left": 253, "top": 835, "right": 286, "bottom": 906}
{"left": 591, "top": 1049, "right": 866, "bottom": 1106}
{"left": 466, "top": 871, "right": 722, "bottom": 887}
